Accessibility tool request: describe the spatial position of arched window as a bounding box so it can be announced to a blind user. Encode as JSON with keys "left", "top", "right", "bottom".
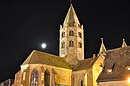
{"left": 30, "top": 69, "right": 38, "bottom": 86}
{"left": 69, "top": 31, "right": 74, "bottom": 36}
{"left": 81, "top": 80, "right": 83, "bottom": 86}
{"left": 79, "top": 42, "right": 82, "bottom": 48}
{"left": 78, "top": 32, "right": 82, "bottom": 38}
{"left": 44, "top": 70, "right": 50, "bottom": 86}
{"left": 62, "top": 32, "right": 65, "bottom": 38}
{"left": 61, "top": 42, "right": 65, "bottom": 48}
{"left": 69, "top": 41, "right": 74, "bottom": 47}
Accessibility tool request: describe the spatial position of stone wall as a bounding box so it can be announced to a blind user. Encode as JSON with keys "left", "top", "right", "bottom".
{"left": 92, "top": 55, "right": 104, "bottom": 86}
{"left": 72, "top": 70, "right": 87, "bottom": 86}
{"left": 13, "top": 64, "right": 72, "bottom": 86}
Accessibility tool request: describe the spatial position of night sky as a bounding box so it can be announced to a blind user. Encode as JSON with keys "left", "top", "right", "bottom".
{"left": 0, "top": 0, "right": 130, "bottom": 82}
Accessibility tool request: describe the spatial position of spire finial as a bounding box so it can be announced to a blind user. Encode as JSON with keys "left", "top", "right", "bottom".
{"left": 101, "top": 38, "right": 103, "bottom": 43}
{"left": 93, "top": 54, "right": 96, "bottom": 59}
{"left": 122, "top": 38, "right": 127, "bottom": 48}
{"left": 123, "top": 38, "right": 125, "bottom": 41}
{"left": 99, "top": 38, "right": 106, "bottom": 53}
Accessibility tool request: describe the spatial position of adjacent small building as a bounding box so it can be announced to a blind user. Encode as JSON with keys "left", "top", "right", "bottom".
{"left": 97, "top": 45, "right": 130, "bottom": 86}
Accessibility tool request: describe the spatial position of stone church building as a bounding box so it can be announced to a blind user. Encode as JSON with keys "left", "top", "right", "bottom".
{"left": 10, "top": 4, "right": 130, "bottom": 86}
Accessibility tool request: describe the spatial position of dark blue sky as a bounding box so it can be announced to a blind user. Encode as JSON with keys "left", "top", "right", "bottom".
{"left": 0, "top": 0, "right": 130, "bottom": 82}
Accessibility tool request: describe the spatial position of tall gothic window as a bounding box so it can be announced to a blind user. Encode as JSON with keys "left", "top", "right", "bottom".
{"left": 44, "top": 70, "right": 50, "bottom": 86}
{"left": 69, "top": 31, "right": 74, "bottom": 36}
{"left": 30, "top": 69, "right": 38, "bottom": 86}
{"left": 69, "top": 41, "right": 74, "bottom": 47}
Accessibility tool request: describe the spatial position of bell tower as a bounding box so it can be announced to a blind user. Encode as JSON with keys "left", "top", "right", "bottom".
{"left": 59, "top": 4, "right": 84, "bottom": 65}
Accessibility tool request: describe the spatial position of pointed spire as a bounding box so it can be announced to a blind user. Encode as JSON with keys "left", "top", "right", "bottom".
{"left": 99, "top": 38, "right": 106, "bottom": 53}
{"left": 93, "top": 54, "right": 96, "bottom": 59}
{"left": 122, "top": 38, "right": 127, "bottom": 48}
{"left": 63, "top": 4, "right": 80, "bottom": 27}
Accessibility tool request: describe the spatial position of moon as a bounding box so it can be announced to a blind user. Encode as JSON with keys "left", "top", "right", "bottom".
{"left": 41, "top": 43, "right": 47, "bottom": 49}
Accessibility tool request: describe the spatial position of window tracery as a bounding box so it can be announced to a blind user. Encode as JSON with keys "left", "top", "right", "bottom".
{"left": 30, "top": 69, "right": 38, "bottom": 86}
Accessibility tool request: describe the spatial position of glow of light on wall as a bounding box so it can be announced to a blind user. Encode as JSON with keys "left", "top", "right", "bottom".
{"left": 128, "top": 78, "right": 130, "bottom": 83}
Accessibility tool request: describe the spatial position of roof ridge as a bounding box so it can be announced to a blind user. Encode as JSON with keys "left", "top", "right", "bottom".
{"left": 21, "top": 50, "right": 72, "bottom": 69}
{"left": 34, "top": 50, "right": 62, "bottom": 59}
{"left": 106, "top": 46, "right": 130, "bottom": 52}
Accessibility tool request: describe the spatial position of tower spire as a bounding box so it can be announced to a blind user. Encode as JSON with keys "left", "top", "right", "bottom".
{"left": 63, "top": 4, "right": 80, "bottom": 27}
{"left": 60, "top": 4, "right": 84, "bottom": 65}
{"left": 121, "top": 38, "right": 127, "bottom": 48}
{"left": 99, "top": 38, "right": 106, "bottom": 53}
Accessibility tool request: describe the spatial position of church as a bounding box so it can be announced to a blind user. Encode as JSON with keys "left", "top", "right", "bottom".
{"left": 5, "top": 3, "right": 130, "bottom": 86}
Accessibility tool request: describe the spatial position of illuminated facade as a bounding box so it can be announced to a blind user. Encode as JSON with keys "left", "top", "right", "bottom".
{"left": 10, "top": 3, "right": 130, "bottom": 86}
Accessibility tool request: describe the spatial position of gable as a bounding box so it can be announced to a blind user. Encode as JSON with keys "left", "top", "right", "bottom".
{"left": 21, "top": 50, "right": 72, "bottom": 69}
{"left": 73, "top": 58, "right": 96, "bottom": 71}
{"left": 97, "top": 46, "right": 130, "bottom": 82}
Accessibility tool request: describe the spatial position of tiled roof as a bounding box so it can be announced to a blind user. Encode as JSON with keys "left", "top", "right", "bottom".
{"left": 97, "top": 46, "right": 130, "bottom": 82}
{"left": 21, "top": 50, "right": 72, "bottom": 69}
{"left": 74, "top": 57, "right": 97, "bottom": 71}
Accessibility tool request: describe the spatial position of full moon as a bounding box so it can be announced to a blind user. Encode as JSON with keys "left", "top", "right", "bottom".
{"left": 41, "top": 43, "right": 47, "bottom": 49}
